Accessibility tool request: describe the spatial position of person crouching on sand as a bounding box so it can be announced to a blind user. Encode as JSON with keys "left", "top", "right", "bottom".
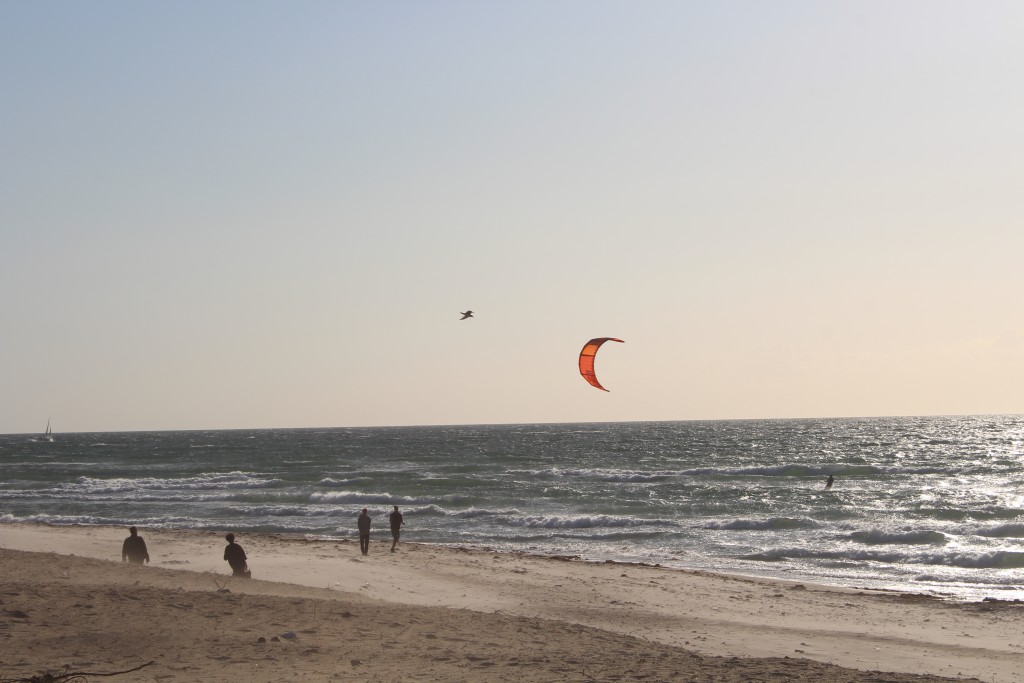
{"left": 224, "top": 533, "right": 250, "bottom": 578}
{"left": 121, "top": 526, "right": 150, "bottom": 565}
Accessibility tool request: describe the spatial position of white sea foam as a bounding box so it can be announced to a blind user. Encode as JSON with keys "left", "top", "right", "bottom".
{"left": 309, "top": 491, "right": 420, "bottom": 505}
{"left": 507, "top": 467, "right": 670, "bottom": 482}
{"left": 317, "top": 477, "right": 372, "bottom": 487}
{"left": 499, "top": 514, "right": 675, "bottom": 529}
{"left": 63, "top": 473, "right": 281, "bottom": 493}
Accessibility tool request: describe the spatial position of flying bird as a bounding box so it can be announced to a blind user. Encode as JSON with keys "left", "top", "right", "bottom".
{"left": 459, "top": 310, "right": 474, "bottom": 320}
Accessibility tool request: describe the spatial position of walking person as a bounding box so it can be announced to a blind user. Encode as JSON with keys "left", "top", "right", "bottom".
{"left": 389, "top": 505, "right": 404, "bottom": 552}
{"left": 358, "top": 508, "right": 372, "bottom": 555}
{"left": 121, "top": 526, "right": 150, "bottom": 565}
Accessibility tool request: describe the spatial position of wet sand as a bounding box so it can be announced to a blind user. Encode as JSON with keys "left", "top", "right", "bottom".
{"left": 2, "top": 522, "right": 1019, "bottom": 681}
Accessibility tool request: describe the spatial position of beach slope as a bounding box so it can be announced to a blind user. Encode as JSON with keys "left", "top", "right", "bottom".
{"left": 2, "top": 523, "right": 1017, "bottom": 681}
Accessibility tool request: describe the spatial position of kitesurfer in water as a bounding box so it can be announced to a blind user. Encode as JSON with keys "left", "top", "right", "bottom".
{"left": 824, "top": 474, "right": 834, "bottom": 490}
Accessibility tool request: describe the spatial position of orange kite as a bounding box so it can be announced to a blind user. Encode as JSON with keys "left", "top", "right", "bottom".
{"left": 578, "top": 337, "right": 624, "bottom": 392}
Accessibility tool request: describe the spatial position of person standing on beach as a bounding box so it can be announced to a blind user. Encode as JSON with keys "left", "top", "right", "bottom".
{"left": 389, "top": 505, "right": 404, "bottom": 552}
{"left": 224, "top": 533, "right": 250, "bottom": 578}
{"left": 121, "top": 526, "right": 150, "bottom": 565}
{"left": 358, "top": 508, "right": 372, "bottom": 555}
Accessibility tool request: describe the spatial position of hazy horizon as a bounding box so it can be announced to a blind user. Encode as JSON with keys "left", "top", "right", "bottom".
{"left": 7, "top": 411, "right": 1024, "bottom": 437}
{"left": 3, "top": 1, "right": 1022, "bottom": 434}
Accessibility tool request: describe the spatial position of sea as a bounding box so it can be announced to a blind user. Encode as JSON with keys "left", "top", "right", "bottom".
{"left": 3, "top": 415, "right": 1024, "bottom": 602}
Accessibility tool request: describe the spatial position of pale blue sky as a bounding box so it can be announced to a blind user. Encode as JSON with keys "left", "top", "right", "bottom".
{"left": 2, "top": 1, "right": 1022, "bottom": 433}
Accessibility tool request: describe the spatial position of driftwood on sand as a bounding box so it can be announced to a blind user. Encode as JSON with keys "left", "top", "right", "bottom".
{"left": 1, "top": 661, "right": 154, "bottom": 683}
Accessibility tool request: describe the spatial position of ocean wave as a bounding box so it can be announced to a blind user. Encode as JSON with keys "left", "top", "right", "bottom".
{"left": 305, "top": 501, "right": 458, "bottom": 518}
{"left": 308, "top": 491, "right": 472, "bottom": 506}
{"left": 233, "top": 505, "right": 315, "bottom": 517}
{"left": 450, "top": 506, "right": 524, "bottom": 519}
{"left": 317, "top": 477, "right": 372, "bottom": 487}
{"left": 913, "top": 573, "right": 1024, "bottom": 587}
{"left": 309, "top": 491, "right": 419, "bottom": 505}
{"left": 915, "top": 508, "right": 974, "bottom": 522}
{"left": 976, "top": 524, "right": 1024, "bottom": 538}
{"left": 705, "top": 517, "right": 817, "bottom": 531}
{"left": 62, "top": 473, "right": 281, "bottom": 493}
{"left": 680, "top": 464, "right": 881, "bottom": 477}
{"left": 849, "top": 529, "right": 948, "bottom": 545}
{"left": 742, "top": 546, "right": 1024, "bottom": 569}
{"left": 506, "top": 468, "right": 670, "bottom": 482}
{"left": 680, "top": 464, "right": 952, "bottom": 478}
{"left": 0, "top": 511, "right": 194, "bottom": 528}
{"left": 917, "top": 507, "right": 1024, "bottom": 522}
{"left": 876, "top": 466, "right": 950, "bottom": 475}
{"left": 937, "top": 551, "right": 1024, "bottom": 569}
{"left": 497, "top": 514, "right": 674, "bottom": 530}
{"left": 224, "top": 490, "right": 314, "bottom": 503}
{"left": 509, "top": 530, "right": 670, "bottom": 543}
{"left": 397, "top": 504, "right": 447, "bottom": 516}
{"left": 398, "top": 506, "right": 670, "bottom": 531}
{"left": 596, "top": 472, "right": 670, "bottom": 483}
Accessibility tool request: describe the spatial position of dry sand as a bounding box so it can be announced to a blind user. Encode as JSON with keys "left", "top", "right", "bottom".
{"left": 2, "top": 522, "right": 1021, "bottom": 682}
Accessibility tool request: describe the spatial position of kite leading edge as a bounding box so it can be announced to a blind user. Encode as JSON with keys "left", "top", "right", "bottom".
{"left": 578, "top": 337, "right": 624, "bottom": 392}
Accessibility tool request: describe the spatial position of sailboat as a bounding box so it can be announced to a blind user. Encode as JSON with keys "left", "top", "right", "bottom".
{"left": 41, "top": 418, "right": 55, "bottom": 442}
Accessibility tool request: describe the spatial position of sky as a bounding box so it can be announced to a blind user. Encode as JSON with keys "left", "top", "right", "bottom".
{"left": 2, "top": 1, "right": 1023, "bottom": 433}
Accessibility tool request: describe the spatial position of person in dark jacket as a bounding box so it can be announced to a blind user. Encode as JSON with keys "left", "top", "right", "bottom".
{"left": 357, "top": 508, "right": 372, "bottom": 555}
{"left": 224, "top": 533, "right": 250, "bottom": 578}
{"left": 121, "top": 526, "right": 150, "bottom": 565}
{"left": 389, "top": 505, "right": 404, "bottom": 552}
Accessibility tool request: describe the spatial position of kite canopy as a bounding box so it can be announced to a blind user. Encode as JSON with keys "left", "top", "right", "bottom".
{"left": 578, "top": 337, "right": 624, "bottom": 392}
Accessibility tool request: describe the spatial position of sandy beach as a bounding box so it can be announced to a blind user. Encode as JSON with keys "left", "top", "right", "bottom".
{"left": 1, "top": 523, "right": 1020, "bottom": 682}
